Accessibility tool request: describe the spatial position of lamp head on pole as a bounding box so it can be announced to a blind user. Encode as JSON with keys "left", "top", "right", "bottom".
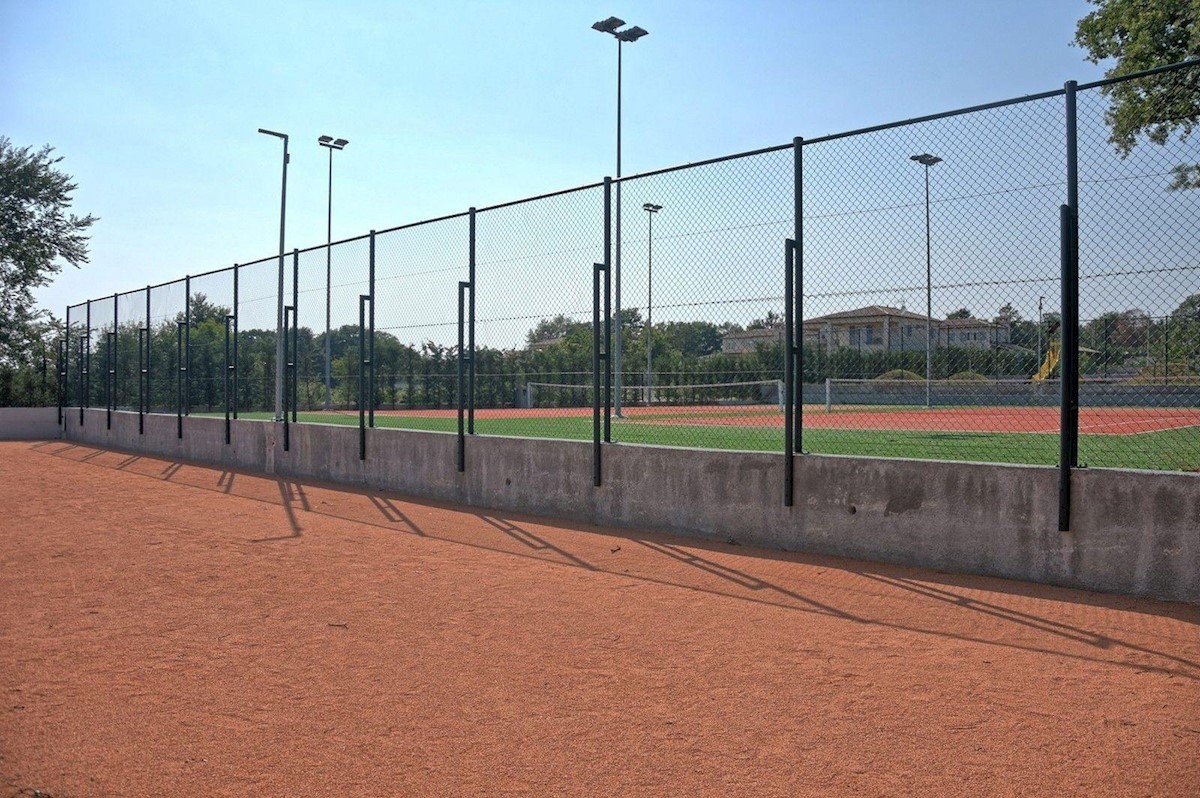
{"left": 258, "top": 128, "right": 288, "bottom": 142}
{"left": 319, "top": 135, "right": 349, "bottom": 151}
{"left": 910, "top": 153, "right": 942, "bottom": 167}
{"left": 593, "top": 16, "right": 648, "bottom": 42}
{"left": 643, "top": 203, "right": 662, "bottom": 213}
{"left": 592, "top": 16, "right": 624, "bottom": 33}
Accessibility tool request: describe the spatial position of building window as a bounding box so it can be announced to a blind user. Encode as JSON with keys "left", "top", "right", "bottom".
{"left": 864, "top": 326, "right": 876, "bottom": 345}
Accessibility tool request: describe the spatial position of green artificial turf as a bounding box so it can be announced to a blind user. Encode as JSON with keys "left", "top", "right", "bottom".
{"left": 216, "top": 410, "right": 1197, "bottom": 472}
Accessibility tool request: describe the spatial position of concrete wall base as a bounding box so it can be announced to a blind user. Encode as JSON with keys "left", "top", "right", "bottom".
{"left": 0, "top": 407, "right": 63, "bottom": 441}
{"left": 61, "top": 409, "right": 1200, "bottom": 604}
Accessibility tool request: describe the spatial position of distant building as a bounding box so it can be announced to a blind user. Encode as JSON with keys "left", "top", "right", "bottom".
{"left": 720, "top": 327, "right": 784, "bottom": 354}
{"left": 716, "top": 305, "right": 1012, "bottom": 354}
{"left": 801, "top": 305, "right": 932, "bottom": 353}
{"left": 937, "top": 317, "right": 1011, "bottom": 349}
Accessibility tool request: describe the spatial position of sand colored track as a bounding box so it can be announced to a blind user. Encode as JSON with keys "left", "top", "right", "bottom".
{"left": 2, "top": 441, "right": 1198, "bottom": 796}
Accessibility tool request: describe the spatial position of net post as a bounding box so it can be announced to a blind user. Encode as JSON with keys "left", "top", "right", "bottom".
{"left": 144, "top": 286, "right": 151, "bottom": 425}
{"left": 184, "top": 276, "right": 191, "bottom": 417}
{"left": 137, "top": 326, "right": 146, "bottom": 435}
{"left": 225, "top": 313, "right": 234, "bottom": 445}
{"left": 176, "top": 320, "right": 184, "bottom": 440}
{"left": 232, "top": 264, "right": 239, "bottom": 420}
{"left": 78, "top": 333, "right": 86, "bottom": 426}
{"left": 793, "top": 136, "right": 804, "bottom": 455}
{"left": 593, "top": 262, "right": 606, "bottom": 487}
{"left": 825, "top": 377, "right": 832, "bottom": 413}
{"left": 106, "top": 330, "right": 115, "bottom": 430}
{"left": 784, "top": 238, "right": 795, "bottom": 507}
{"left": 468, "top": 207, "right": 476, "bottom": 435}
{"left": 359, "top": 294, "right": 369, "bottom": 461}
{"left": 292, "top": 249, "right": 299, "bottom": 423}
{"left": 111, "top": 292, "right": 118, "bottom": 425}
{"left": 368, "top": 232, "right": 376, "bottom": 429}
{"left": 56, "top": 337, "right": 65, "bottom": 427}
{"left": 457, "top": 280, "right": 469, "bottom": 473}
{"left": 83, "top": 300, "right": 91, "bottom": 425}
{"left": 283, "top": 305, "right": 294, "bottom": 452}
{"left": 1058, "top": 78, "right": 1080, "bottom": 533}
{"left": 603, "top": 177, "right": 612, "bottom": 443}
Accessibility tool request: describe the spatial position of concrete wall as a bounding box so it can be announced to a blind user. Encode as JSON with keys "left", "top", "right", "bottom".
{"left": 0, "top": 407, "right": 63, "bottom": 441}
{"left": 62, "top": 409, "right": 1200, "bottom": 604}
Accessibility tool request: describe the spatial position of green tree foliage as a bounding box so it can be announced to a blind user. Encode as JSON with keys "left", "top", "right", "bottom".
{"left": 946, "top": 308, "right": 973, "bottom": 319}
{"left": 1075, "top": 0, "right": 1200, "bottom": 188}
{"left": 0, "top": 138, "right": 96, "bottom": 368}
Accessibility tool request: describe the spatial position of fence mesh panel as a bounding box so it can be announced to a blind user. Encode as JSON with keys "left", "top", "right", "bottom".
{"left": 235, "top": 258, "right": 281, "bottom": 415}
{"left": 114, "top": 290, "right": 145, "bottom": 411}
{"left": 186, "top": 269, "right": 237, "bottom": 414}
{"left": 1077, "top": 70, "right": 1200, "bottom": 472}
{"left": 614, "top": 150, "right": 791, "bottom": 451}
{"left": 369, "top": 218, "right": 470, "bottom": 427}
{"left": 473, "top": 187, "right": 604, "bottom": 441}
{"left": 803, "top": 95, "right": 1066, "bottom": 464}
{"left": 65, "top": 303, "right": 86, "bottom": 414}
{"left": 148, "top": 280, "right": 188, "bottom": 414}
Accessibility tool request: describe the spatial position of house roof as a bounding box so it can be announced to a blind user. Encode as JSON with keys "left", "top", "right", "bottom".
{"left": 803, "top": 305, "right": 930, "bottom": 324}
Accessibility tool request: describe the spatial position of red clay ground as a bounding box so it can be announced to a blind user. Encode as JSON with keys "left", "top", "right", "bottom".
{"left": 331, "top": 405, "right": 1200, "bottom": 435}
{"left": 2, "top": 440, "right": 1198, "bottom": 797}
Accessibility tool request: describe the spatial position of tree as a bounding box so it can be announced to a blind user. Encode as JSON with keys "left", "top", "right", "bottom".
{"left": 746, "top": 310, "right": 783, "bottom": 330}
{"left": 946, "top": 308, "right": 973, "bottom": 319}
{"left": 1075, "top": 0, "right": 1200, "bottom": 189}
{"left": 0, "top": 138, "right": 97, "bottom": 365}
{"left": 526, "top": 314, "right": 588, "bottom": 346}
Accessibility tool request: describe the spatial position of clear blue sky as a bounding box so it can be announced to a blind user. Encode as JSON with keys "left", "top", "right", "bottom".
{"left": 4, "top": 0, "right": 1110, "bottom": 320}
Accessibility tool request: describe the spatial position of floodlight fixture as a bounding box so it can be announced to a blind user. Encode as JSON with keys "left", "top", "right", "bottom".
{"left": 592, "top": 16, "right": 624, "bottom": 33}
{"left": 910, "top": 153, "right": 943, "bottom": 167}
{"left": 643, "top": 202, "right": 662, "bottom": 212}
{"left": 617, "top": 26, "right": 649, "bottom": 42}
{"left": 319, "top": 135, "right": 349, "bottom": 151}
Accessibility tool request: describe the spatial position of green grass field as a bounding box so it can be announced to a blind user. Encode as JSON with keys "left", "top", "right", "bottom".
{"left": 217, "top": 410, "right": 1198, "bottom": 472}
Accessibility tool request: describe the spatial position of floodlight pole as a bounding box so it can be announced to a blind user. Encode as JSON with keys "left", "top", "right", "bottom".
{"left": 319, "top": 136, "right": 348, "bottom": 411}
{"left": 326, "top": 144, "right": 334, "bottom": 410}
{"left": 593, "top": 17, "right": 648, "bottom": 417}
{"left": 910, "top": 153, "right": 941, "bottom": 409}
{"left": 616, "top": 39, "right": 625, "bottom": 416}
{"left": 644, "top": 203, "right": 661, "bottom": 404}
{"left": 259, "top": 128, "right": 289, "bottom": 422}
{"left": 924, "top": 162, "right": 932, "bottom": 410}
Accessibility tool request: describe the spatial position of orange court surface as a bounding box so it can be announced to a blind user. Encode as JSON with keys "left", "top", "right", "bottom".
{"left": 2, "top": 440, "right": 1198, "bottom": 796}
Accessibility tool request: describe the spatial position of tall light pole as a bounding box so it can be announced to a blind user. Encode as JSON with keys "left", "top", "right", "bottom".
{"left": 643, "top": 202, "right": 662, "bottom": 404}
{"left": 259, "top": 128, "right": 289, "bottom": 422}
{"left": 318, "top": 135, "right": 349, "bottom": 411}
{"left": 593, "top": 15, "right": 648, "bottom": 417}
{"left": 910, "top": 153, "right": 942, "bottom": 409}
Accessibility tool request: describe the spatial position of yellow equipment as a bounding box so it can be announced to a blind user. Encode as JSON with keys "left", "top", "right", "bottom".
{"left": 1032, "top": 341, "right": 1060, "bottom": 382}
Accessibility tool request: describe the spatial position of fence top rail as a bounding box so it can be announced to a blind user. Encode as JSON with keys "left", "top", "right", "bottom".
{"left": 1076, "top": 57, "right": 1199, "bottom": 91}
{"left": 65, "top": 57, "right": 1199, "bottom": 311}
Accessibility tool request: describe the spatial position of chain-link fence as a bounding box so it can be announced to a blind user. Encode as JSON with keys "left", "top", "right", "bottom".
{"left": 58, "top": 60, "right": 1199, "bottom": 475}
{"left": 1077, "top": 70, "right": 1200, "bottom": 472}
